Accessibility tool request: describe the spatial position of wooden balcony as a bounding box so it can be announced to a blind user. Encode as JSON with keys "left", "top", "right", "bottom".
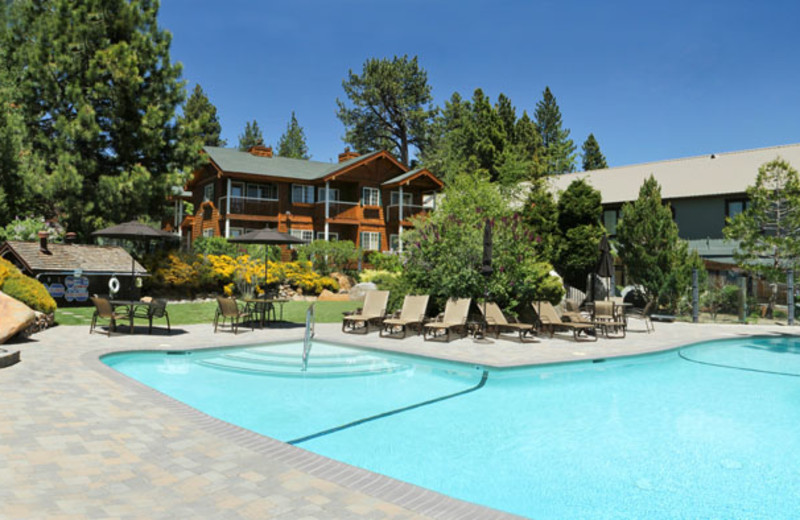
{"left": 386, "top": 204, "right": 431, "bottom": 224}
{"left": 219, "top": 196, "right": 280, "bottom": 217}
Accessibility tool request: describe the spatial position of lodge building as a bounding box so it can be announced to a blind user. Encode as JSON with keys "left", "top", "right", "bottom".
{"left": 174, "top": 146, "right": 443, "bottom": 252}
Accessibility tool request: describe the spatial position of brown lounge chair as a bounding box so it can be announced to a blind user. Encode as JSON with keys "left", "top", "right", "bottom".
{"left": 380, "top": 294, "right": 429, "bottom": 338}
{"left": 593, "top": 300, "right": 627, "bottom": 338}
{"left": 423, "top": 297, "right": 471, "bottom": 342}
{"left": 342, "top": 290, "right": 389, "bottom": 334}
{"left": 214, "top": 296, "right": 253, "bottom": 334}
{"left": 89, "top": 296, "right": 127, "bottom": 336}
{"left": 532, "top": 300, "right": 597, "bottom": 341}
{"left": 478, "top": 302, "right": 537, "bottom": 342}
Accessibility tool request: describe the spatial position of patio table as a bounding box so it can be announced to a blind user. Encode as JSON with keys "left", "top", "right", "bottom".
{"left": 110, "top": 300, "right": 153, "bottom": 334}
{"left": 242, "top": 298, "right": 289, "bottom": 328}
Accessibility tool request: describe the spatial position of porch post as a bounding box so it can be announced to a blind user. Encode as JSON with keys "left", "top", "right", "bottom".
{"left": 398, "top": 185, "right": 404, "bottom": 252}
{"left": 225, "top": 178, "right": 231, "bottom": 238}
{"left": 177, "top": 200, "right": 183, "bottom": 237}
{"left": 324, "top": 181, "right": 330, "bottom": 241}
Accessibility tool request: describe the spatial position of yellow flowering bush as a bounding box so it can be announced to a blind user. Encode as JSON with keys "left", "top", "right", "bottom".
{"left": 0, "top": 257, "right": 57, "bottom": 314}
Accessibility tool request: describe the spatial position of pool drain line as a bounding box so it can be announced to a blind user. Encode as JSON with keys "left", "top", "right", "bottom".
{"left": 288, "top": 370, "right": 489, "bottom": 445}
{"left": 678, "top": 350, "right": 800, "bottom": 378}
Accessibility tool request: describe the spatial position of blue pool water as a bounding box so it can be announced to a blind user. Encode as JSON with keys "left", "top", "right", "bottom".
{"left": 103, "top": 337, "right": 800, "bottom": 519}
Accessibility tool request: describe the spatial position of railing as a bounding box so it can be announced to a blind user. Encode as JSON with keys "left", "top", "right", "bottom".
{"left": 219, "top": 196, "right": 280, "bottom": 216}
{"left": 301, "top": 303, "right": 315, "bottom": 371}
{"left": 314, "top": 200, "right": 360, "bottom": 220}
{"left": 386, "top": 203, "right": 431, "bottom": 222}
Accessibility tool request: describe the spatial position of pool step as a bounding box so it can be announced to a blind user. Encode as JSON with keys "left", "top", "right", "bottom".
{"left": 197, "top": 356, "right": 410, "bottom": 378}
{"left": 220, "top": 350, "right": 391, "bottom": 370}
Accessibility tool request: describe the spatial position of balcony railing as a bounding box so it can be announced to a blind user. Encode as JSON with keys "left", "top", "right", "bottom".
{"left": 314, "top": 200, "right": 360, "bottom": 220}
{"left": 386, "top": 203, "right": 431, "bottom": 222}
{"left": 219, "top": 196, "right": 280, "bottom": 216}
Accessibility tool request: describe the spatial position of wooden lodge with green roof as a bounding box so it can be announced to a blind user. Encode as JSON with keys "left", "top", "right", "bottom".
{"left": 177, "top": 145, "right": 443, "bottom": 252}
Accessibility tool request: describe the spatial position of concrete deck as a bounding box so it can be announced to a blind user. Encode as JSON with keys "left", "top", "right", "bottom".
{"left": 1, "top": 319, "right": 796, "bottom": 519}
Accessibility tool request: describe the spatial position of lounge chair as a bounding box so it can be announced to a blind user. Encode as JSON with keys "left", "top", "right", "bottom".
{"left": 532, "top": 300, "right": 597, "bottom": 341}
{"left": 214, "top": 296, "right": 253, "bottom": 334}
{"left": 593, "top": 301, "right": 626, "bottom": 338}
{"left": 478, "top": 302, "right": 537, "bottom": 342}
{"left": 380, "top": 294, "right": 429, "bottom": 338}
{"left": 342, "top": 290, "right": 389, "bottom": 334}
{"left": 423, "top": 298, "right": 471, "bottom": 342}
{"left": 89, "top": 296, "right": 127, "bottom": 336}
{"left": 132, "top": 298, "right": 171, "bottom": 335}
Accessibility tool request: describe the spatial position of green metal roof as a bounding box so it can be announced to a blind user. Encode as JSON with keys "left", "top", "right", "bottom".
{"left": 381, "top": 168, "right": 425, "bottom": 186}
{"left": 203, "top": 146, "right": 381, "bottom": 181}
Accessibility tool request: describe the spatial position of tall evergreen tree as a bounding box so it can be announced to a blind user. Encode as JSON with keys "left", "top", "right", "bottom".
{"left": 181, "top": 84, "right": 225, "bottom": 147}
{"left": 238, "top": 120, "right": 265, "bottom": 151}
{"left": 534, "top": 87, "right": 576, "bottom": 174}
{"left": 277, "top": 112, "right": 310, "bottom": 159}
{"left": 337, "top": 55, "right": 436, "bottom": 165}
{"left": 2, "top": 0, "right": 187, "bottom": 236}
{"left": 554, "top": 179, "right": 604, "bottom": 289}
{"left": 581, "top": 133, "right": 608, "bottom": 171}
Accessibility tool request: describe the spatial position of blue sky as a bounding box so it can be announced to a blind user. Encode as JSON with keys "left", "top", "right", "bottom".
{"left": 159, "top": 0, "right": 800, "bottom": 168}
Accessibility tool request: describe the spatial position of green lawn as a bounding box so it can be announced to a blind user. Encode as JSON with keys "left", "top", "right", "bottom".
{"left": 54, "top": 300, "right": 362, "bottom": 326}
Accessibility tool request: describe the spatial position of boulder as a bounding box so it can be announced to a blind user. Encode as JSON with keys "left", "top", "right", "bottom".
{"left": 349, "top": 282, "right": 378, "bottom": 301}
{"left": 318, "top": 289, "right": 351, "bottom": 302}
{"left": 330, "top": 272, "right": 356, "bottom": 292}
{"left": 0, "top": 291, "right": 36, "bottom": 344}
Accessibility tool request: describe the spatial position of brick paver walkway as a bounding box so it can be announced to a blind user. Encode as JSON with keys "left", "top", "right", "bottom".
{"left": 1, "top": 318, "right": 793, "bottom": 519}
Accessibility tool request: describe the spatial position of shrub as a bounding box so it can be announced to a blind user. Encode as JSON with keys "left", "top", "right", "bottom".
{"left": 359, "top": 269, "right": 400, "bottom": 284}
{"left": 0, "top": 258, "right": 57, "bottom": 313}
{"left": 366, "top": 251, "right": 402, "bottom": 273}
{"left": 297, "top": 240, "right": 359, "bottom": 276}
{"left": 192, "top": 236, "right": 243, "bottom": 257}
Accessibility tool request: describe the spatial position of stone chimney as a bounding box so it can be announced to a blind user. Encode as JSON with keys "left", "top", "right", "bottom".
{"left": 38, "top": 231, "right": 50, "bottom": 254}
{"left": 338, "top": 147, "right": 360, "bottom": 163}
{"left": 65, "top": 232, "right": 78, "bottom": 245}
{"left": 248, "top": 145, "right": 273, "bottom": 158}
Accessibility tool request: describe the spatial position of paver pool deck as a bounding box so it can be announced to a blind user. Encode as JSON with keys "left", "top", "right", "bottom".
{"left": 1, "top": 319, "right": 796, "bottom": 519}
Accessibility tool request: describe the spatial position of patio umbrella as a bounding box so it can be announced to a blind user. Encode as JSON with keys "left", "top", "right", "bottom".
{"left": 229, "top": 227, "right": 307, "bottom": 290}
{"left": 92, "top": 220, "right": 179, "bottom": 290}
{"left": 595, "top": 234, "right": 615, "bottom": 300}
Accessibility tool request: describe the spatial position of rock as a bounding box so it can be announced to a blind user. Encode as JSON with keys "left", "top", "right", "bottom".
{"left": 349, "top": 282, "right": 378, "bottom": 301}
{"left": 330, "top": 272, "right": 355, "bottom": 292}
{"left": 0, "top": 291, "right": 36, "bottom": 344}
{"left": 318, "top": 289, "right": 351, "bottom": 302}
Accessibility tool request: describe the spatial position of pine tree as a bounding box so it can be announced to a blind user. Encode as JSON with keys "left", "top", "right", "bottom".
{"left": 337, "top": 55, "right": 436, "bottom": 165}
{"left": 2, "top": 0, "right": 187, "bottom": 236}
{"left": 534, "top": 87, "right": 576, "bottom": 174}
{"left": 554, "top": 179, "right": 604, "bottom": 289}
{"left": 277, "top": 112, "right": 310, "bottom": 159}
{"left": 581, "top": 133, "right": 608, "bottom": 171}
{"left": 238, "top": 120, "right": 265, "bottom": 151}
{"left": 181, "top": 84, "right": 225, "bottom": 147}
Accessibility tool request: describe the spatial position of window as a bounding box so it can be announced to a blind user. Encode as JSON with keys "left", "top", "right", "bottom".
{"left": 202, "top": 228, "right": 215, "bottom": 238}
{"left": 389, "top": 234, "right": 400, "bottom": 251}
{"left": 390, "top": 191, "right": 413, "bottom": 206}
{"left": 603, "top": 209, "right": 619, "bottom": 236}
{"left": 317, "top": 187, "right": 340, "bottom": 202}
{"left": 230, "top": 182, "right": 244, "bottom": 198}
{"left": 360, "top": 231, "right": 381, "bottom": 251}
{"left": 315, "top": 232, "right": 339, "bottom": 241}
{"left": 362, "top": 187, "right": 380, "bottom": 206}
{"left": 203, "top": 183, "right": 214, "bottom": 202}
{"left": 726, "top": 199, "right": 748, "bottom": 219}
{"left": 291, "top": 184, "right": 315, "bottom": 203}
{"left": 247, "top": 183, "right": 278, "bottom": 200}
{"left": 229, "top": 227, "right": 244, "bottom": 238}
{"left": 290, "top": 229, "right": 314, "bottom": 241}
{"left": 422, "top": 192, "right": 437, "bottom": 208}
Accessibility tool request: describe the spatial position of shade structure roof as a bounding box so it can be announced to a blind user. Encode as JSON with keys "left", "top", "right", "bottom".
{"left": 91, "top": 221, "right": 179, "bottom": 241}
{"left": 228, "top": 228, "right": 308, "bottom": 245}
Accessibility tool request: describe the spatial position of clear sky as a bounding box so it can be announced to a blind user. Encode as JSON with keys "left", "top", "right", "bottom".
{"left": 158, "top": 0, "right": 800, "bottom": 169}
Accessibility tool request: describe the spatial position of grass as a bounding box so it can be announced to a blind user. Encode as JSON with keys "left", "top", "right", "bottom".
{"left": 55, "top": 300, "right": 362, "bottom": 326}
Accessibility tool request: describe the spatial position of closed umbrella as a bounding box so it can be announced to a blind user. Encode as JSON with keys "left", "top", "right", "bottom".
{"left": 229, "top": 228, "right": 307, "bottom": 290}
{"left": 92, "top": 220, "right": 179, "bottom": 291}
{"left": 595, "top": 234, "right": 615, "bottom": 300}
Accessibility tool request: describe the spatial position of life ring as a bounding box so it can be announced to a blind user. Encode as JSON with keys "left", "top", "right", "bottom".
{"left": 108, "top": 276, "right": 120, "bottom": 293}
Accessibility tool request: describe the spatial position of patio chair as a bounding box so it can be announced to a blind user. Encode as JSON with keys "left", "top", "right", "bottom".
{"left": 89, "top": 296, "right": 127, "bottom": 336}
{"left": 132, "top": 298, "right": 171, "bottom": 335}
{"left": 423, "top": 298, "right": 471, "bottom": 342}
{"left": 380, "top": 295, "right": 429, "bottom": 338}
{"left": 214, "top": 296, "right": 253, "bottom": 334}
{"left": 531, "top": 300, "right": 597, "bottom": 342}
{"left": 593, "top": 300, "right": 627, "bottom": 338}
{"left": 626, "top": 300, "right": 655, "bottom": 333}
{"left": 342, "top": 290, "right": 389, "bottom": 334}
{"left": 478, "top": 302, "right": 537, "bottom": 342}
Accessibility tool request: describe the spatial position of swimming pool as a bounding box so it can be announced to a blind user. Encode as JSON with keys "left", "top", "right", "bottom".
{"left": 103, "top": 337, "right": 800, "bottom": 519}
